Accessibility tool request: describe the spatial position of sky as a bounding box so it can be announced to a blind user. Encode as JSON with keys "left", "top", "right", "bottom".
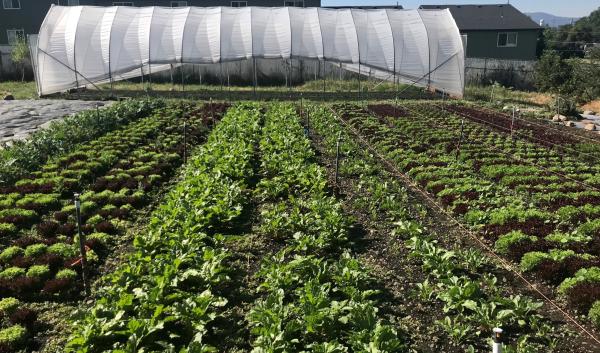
{"left": 321, "top": 0, "right": 599, "bottom": 18}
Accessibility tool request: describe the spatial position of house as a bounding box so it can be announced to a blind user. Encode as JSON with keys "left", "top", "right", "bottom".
{"left": 419, "top": 4, "right": 542, "bottom": 61}
{"left": 0, "top": 0, "right": 321, "bottom": 47}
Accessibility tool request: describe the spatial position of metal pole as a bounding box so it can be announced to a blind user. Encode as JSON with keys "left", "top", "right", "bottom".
{"left": 210, "top": 97, "right": 214, "bottom": 128}
{"left": 510, "top": 107, "right": 516, "bottom": 138}
{"left": 183, "top": 119, "right": 187, "bottom": 164}
{"left": 74, "top": 193, "right": 88, "bottom": 295}
{"left": 227, "top": 65, "right": 231, "bottom": 102}
{"left": 95, "top": 104, "right": 100, "bottom": 127}
{"left": 220, "top": 62, "right": 223, "bottom": 92}
{"left": 181, "top": 65, "right": 185, "bottom": 92}
{"left": 492, "top": 328, "right": 503, "bottom": 353}
{"left": 253, "top": 58, "right": 257, "bottom": 97}
{"left": 456, "top": 118, "right": 465, "bottom": 161}
{"left": 358, "top": 62, "right": 362, "bottom": 100}
{"left": 322, "top": 59, "right": 326, "bottom": 97}
{"left": 335, "top": 132, "right": 342, "bottom": 185}
{"left": 170, "top": 64, "right": 174, "bottom": 90}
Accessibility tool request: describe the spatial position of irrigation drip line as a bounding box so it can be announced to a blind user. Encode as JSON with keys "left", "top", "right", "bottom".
{"left": 443, "top": 104, "right": 600, "bottom": 164}
{"left": 476, "top": 104, "right": 600, "bottom": 147}
{"left": 417, "top": 104, "right": 600, "bottom": 195}
{"left": 329, "top": 106, "right": 600, "bottom": 347}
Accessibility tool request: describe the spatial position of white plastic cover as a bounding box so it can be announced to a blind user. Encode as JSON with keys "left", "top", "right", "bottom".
{"left": 34, "top": 6, "right": 465, "bottom": 97}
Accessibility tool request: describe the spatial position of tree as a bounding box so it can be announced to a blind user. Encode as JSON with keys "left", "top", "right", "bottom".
{"left": 10, "top": 38, "right": 30, "bottom": 82}
{"left": 543, "top": 7, "right": 600, "bottom": 58}
{"left": 534, "top": 50, "right": 572, "bottom": 93}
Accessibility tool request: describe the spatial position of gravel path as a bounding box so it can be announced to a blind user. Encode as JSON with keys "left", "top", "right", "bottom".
{"left": 0, "top": 99, "right": 113, "bottom": 143}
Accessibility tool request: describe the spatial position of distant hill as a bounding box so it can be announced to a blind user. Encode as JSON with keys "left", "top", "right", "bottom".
{"left": 526, "top": 12, "right": 580, "bottom": 27}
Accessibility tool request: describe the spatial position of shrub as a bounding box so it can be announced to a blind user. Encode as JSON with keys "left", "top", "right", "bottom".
{"left": 0, "top": 325, "right": 27, "bottom": 346}
{"left": 559, "top": 267, "right": 600, "bottom": 295}
{"left": 47, "top": 243, "right": 77, "bottom": 259}
{"left": 589, "top": 301, "right": 600, "bottom": 328}
{"left": 0, "top": 297, "right": 20, "bottom": 315}
{"left": 26, "top": 265, "right": 50, "bottom": 279}
{"left": 0, "top": 246, "right": 23, "bottom": 263}
{"left": 55, "top": 269, "right": 77, "bottom": 280}
{"left": 0, "top": 267, "right": 26, "bottom": 279}
{"left": 495, "top": 231, "right": 538, "bottom": 255}
{"left": 0, "top": 223, "right": 17, "bottom": 237}
{"left": 24, "top": 244, "right": 48, "bottom": 258}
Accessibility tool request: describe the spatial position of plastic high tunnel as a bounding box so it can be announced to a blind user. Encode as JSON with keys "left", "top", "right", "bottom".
{"left": 32, "top": 5, "right": 465, "bottom": 97}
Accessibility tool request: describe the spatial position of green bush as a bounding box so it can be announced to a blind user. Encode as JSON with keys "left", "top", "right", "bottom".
{"left": 55, "top": 269, "right": 77, "bottom": 280}
{"left": 495, "top": 231, "right": 538, "bottom": 255}
{"left": 24, "top": 244, "right": 48, "bottom": 258}
{"left": 0, "top": 325, "right": 27, "bottom": 346}
{"left": 0, "top": 297, "right": 20, "bottom": 315}
{"left": 0, "top": 246, "right": 23, "bottom": 263}
{"left": 534, "top": 50, "right": 572, "bottom": 93}
{"left": 0, "top": 223, "right": 17, "bottom": 236}
{"left": 559, "top": 267, "right": 600, "bottom": 295}
{"left": 48, "top": 243, "right": 78, "bottom": 259}
{"left": 589, "top": 301, "right": 600, "bottom": 328}
{"left": 26, "top": 265, "right": 50, "bottom": 279}
{"left": 0, "top": 267, "right": 26, "bottom": 279}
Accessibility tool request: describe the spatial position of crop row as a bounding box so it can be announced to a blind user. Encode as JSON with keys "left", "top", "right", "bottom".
{"left": 66, "top": 103, "right": 261, "bottom": 352}
{"left": 0, "top": 99, "right": 164, "bottom": 186}
{"left": 334, "top": 103, "right": 600, "bottom": 329}
{"left": 308, "top": 105, "right": 576, "bottom": 352}
{"left": 247, "top": 104, "right": 403, "bottom": 351}
{"left": 0, "top": 102, "right": 226, "bottom": 353}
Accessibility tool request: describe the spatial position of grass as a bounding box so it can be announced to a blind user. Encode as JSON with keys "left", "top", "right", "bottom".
{"left": 0, "top": 81, "right": 38, "bottom": 100}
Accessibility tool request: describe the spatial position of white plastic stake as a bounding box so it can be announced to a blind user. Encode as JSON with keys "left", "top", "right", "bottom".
{"left": 493, "top": 328, "right": 503, "bottom": 353}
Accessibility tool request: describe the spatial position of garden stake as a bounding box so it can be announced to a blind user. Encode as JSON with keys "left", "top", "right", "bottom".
{"left": 492, "top": 328, "right": 503, "bottom": 353}
{"left": 95, "top": 103, "right": 100, "bottom": 126}
{"left": 74, "top": 193, "right": 89, "bottom": 296}
{"left": 183, "top": 120, "right": 187, "bottom": 164}
{"left": 335, "top": 131, "right": 342, "bottom": 185}
{"left": 455, "top": 118, "right": 465, "bottom": 161}
{"left": 510, "top": 107, "right": 516, "bottom": 138}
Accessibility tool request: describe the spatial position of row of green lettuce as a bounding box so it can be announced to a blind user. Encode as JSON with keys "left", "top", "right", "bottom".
{"left": 0, "top": 99, "right": 163, "bottom": 186}
{"left": 65, "top": 103, "right": 261, "bottom": 352}
{"left": 247, "top": 104, "right": 404, "bottom": 352}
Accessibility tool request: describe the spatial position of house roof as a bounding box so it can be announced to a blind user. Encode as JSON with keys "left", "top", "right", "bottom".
{"left": 419, "top": 4, "right": 541, "bottom": 31}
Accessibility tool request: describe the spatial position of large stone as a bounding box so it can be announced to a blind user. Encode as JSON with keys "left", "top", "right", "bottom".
{"left": 564, "top": 121, "right": 576, "bottom": 127}
{"left": 585, "top": 123, "right": 596, "bottom": 131}
{"left": 552, "top": 114, "right": 567, "bottom": 122}
{"left": 2, "top": 94, "right": 14, "bottom": 101}
{"left": 584, "top": 110, "right": 597, "bottom": 116}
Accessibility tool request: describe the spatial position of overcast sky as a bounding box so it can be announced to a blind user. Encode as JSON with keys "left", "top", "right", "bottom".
{"left": 321, "top": 0, "right": 598, "bottom": 18}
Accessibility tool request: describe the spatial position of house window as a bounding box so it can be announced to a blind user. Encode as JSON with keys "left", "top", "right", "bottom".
{"left": 171, "top": 1, "right": 187, "bottom": 7}
{"left": 7, "top": 29, "right": 25, "bottom": 45}
{"left": 2, "top": 0, "right": 20, "bottom": 9}
{"left": 284, "top": 0, "right": 304, "bottom": 6}
{"left": 497, "top": 32, "right": 518, "bottom": 48}
{"left": 113, "top": 1, "right": 133, "bottom": 5}
{"left": 231, "top": 1, "right": 247, "bottom": 7}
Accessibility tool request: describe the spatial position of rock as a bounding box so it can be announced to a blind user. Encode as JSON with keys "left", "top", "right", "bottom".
{"left": 584, "top": 110, "right": 597, "bottom": 116}
{"left": 3, "top": 94, "right": 14, "bottom": 101}
{"left": 585, "top": 123, "right": 596, "bottom": 131}
{"left": 564, "top": 121, "right": 576, "bottom": 127}
{"left": 552, "top": 114, "right": 567, "bottom": 122}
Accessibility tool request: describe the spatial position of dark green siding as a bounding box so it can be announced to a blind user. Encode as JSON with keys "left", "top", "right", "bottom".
{"left": 462, "top": 29, "right": 540, "bottom": 60}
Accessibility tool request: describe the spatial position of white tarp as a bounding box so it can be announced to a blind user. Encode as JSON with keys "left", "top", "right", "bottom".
{"left": 34, "top": 5, "right": 465, "bottom": 97}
